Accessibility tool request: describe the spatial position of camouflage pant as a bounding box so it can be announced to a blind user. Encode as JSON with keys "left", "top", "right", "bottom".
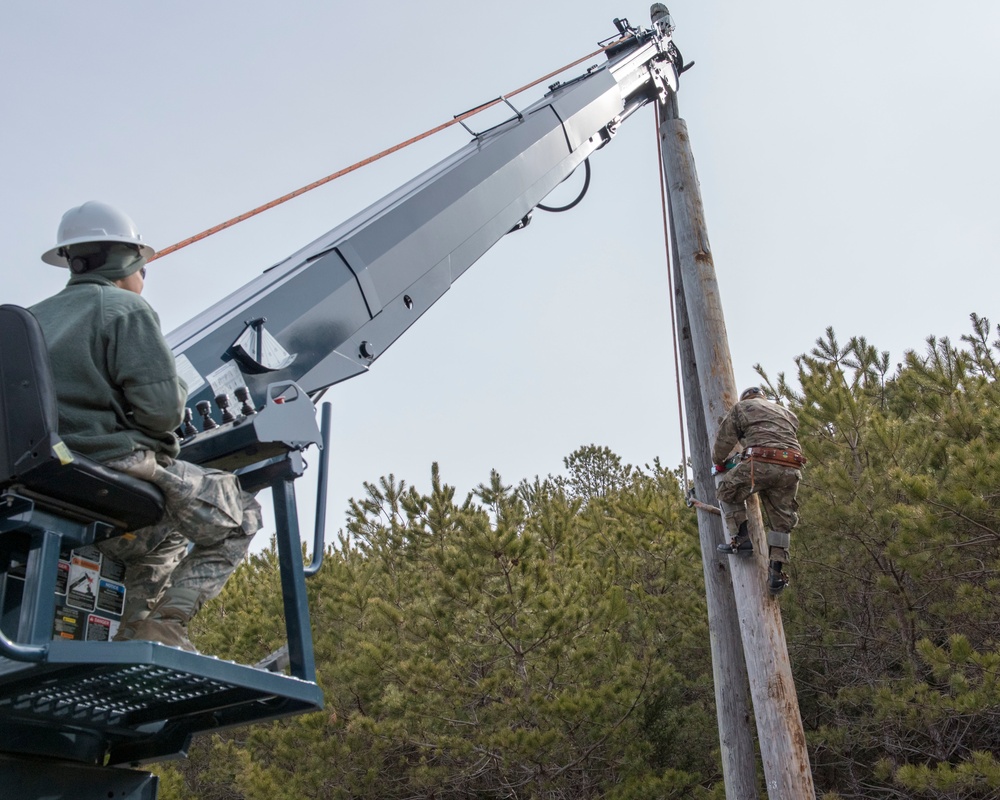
{"left": 97, "top": 451, "right": 262, "bottom": 621}
{"left": 716, "top": 459, "right": 801, "bottom": 547}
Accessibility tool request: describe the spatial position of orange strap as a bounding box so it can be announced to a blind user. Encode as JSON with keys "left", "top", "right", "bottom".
{"left": 149, "top": 38, "right": 628, "bottom": 263}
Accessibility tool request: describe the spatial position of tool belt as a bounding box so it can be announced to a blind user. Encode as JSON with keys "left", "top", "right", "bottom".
{"left": 744, "top": 446, "right": 806, "bottom": 469}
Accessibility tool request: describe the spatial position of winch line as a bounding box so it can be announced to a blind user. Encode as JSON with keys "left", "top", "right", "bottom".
{"left": 653, "top": 102, "right": 691, "bottom": 498}
{"left": 149, "top": 39, "right": 627, "bottom": 262}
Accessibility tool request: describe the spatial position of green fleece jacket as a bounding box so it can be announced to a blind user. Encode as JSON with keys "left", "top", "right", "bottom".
{"left": 29, "top": 274, "right": 187, "bottom": 461}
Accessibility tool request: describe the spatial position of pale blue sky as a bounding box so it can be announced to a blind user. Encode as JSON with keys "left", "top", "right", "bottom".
{"left": 2, "top": 2, "right": 997, "bottom": 544}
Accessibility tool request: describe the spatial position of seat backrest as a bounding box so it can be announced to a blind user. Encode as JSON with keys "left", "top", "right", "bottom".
{"left": 0, "top": 304, "right": 61, "bottom": 485}
{"left": 0, "top": 304, "right": 165, "bottom": 532}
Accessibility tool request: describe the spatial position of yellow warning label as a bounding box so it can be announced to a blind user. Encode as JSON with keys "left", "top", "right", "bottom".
{"left": 52, "top": 441, "right": 74, "bottom": 465}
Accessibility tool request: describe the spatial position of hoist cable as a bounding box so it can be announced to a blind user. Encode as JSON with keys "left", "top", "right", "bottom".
{"left": 149, "top": 40, "right": 627, "bottom": 263}
{"left": 653, "top": 102, "right": 690, "bottom": 497}
{"left": 537, "top": 159, "right": 591, "bottom": 212}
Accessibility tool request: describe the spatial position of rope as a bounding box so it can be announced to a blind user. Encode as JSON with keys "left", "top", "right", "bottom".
{"left": 688, "top": 498, "right": 721, "bottom": 516}
{"left": 653, "top": 102, "right": 690, "bottom": 496}
{"left": 149, "top": 40, "right": 626, "bottom": 263}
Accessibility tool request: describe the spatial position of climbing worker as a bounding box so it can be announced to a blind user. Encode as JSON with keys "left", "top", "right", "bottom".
{"left": 30, "top": 201, "right": 262, "bottom": 651}
{"left": 713, "top": 386, "right": 805, "bottom": 595}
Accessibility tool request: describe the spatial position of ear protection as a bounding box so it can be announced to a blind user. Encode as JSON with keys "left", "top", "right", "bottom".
{"left": 69, "top": 254, "right": 90, "bottom": 274}
{"left": 64, "top": 246, "right": 111, "bottom": 274}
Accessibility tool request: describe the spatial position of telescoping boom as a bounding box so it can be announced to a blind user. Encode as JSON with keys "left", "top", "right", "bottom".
{"left": 166, "top": 11, "right": 687, "bottom": 416}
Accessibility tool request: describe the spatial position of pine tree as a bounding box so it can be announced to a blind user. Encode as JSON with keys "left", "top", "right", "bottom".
{"left": 157, "top": 454, "right": 722, "bottom": 798}
{"left": 763, "top": 316, "right": 1000, "bottom": 798}
{"left": 156, "top": 314, "right": 1000, "bottom": 800}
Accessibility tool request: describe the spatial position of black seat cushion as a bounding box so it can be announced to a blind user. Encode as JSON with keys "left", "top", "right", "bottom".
{"left": 15, "top": 453, "right": 165, "bottom": 533}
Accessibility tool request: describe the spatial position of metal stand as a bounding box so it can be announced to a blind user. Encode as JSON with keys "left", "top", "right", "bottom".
{"left": 0, "top": 411, "right": 332, "bottom": 798}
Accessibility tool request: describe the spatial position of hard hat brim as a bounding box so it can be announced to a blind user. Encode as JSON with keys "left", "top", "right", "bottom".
{"left": 41, "top": 237, "right": 156, "bottom": 267}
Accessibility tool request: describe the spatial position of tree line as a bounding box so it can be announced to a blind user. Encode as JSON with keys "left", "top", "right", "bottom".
{"left": 156, "top": 315, "right": 1000, "bottom": 799}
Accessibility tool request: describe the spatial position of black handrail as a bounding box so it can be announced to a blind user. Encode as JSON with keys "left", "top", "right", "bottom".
{"left": 0, "top": 628, "right": 48, "bottom": 663}
{"left": 304, "top": 402, "right": 331, "bottom": 577}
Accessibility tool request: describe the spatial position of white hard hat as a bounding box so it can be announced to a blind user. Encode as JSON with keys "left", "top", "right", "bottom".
{"left": 41, "top": 201, "right": 155, "bottom": 266}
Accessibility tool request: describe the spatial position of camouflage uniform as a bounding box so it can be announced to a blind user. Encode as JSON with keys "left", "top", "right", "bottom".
{"left": 99, "top": 450, "right": 262, "bottom": 628}
{"left": 713, "top": 396, "right": 802, "bottom": 558}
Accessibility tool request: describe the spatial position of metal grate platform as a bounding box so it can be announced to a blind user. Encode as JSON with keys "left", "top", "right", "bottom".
{"left": 0, "top": 639, "right": 323, "bottom": 766}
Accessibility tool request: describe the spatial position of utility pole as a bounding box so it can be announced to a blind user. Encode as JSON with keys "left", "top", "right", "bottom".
{"left": 657, "top": 96, "right": 817, "bottom": 799}
{"left": 660, "top": 104, "right": 758, "bottom": 798}
{"left": 672, "top": 239, "right": 759, "bottom": 798}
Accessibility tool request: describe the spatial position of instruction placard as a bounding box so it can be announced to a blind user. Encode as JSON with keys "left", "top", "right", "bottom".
{"left": 54, "top": 605, "right": 84, "bottom": 640}
{"left": 66, "top": 554, "right": 100, "bottom": 612}
{"left": 86, "top": 614, "right": 112, "bottom": 642}
{"left": 97, "top": 579, "right": 126, "bottom": 616}
{"left": 100, "top": 556, "right": 126, "bottom": 583}
{"left": 55, "top": 560, "right": 69, "bottom": 595}
{"left": 206, "top": 360, "right": 248, "bottom": 404}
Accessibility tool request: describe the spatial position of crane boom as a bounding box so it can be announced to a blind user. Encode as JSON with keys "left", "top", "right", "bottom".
{"left": 166, "top": 17, "right": 683, "bottom": 415}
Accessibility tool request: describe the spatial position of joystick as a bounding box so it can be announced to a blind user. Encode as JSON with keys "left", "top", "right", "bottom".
{"left": 215, "top": 393, "right": 236, "bottom": 424}
{"left": 182, "top": 407, "right": 199, "bottom": 437}
{"left": 235, "top": 386, "right": 256, "bottom": 416}
{"left": 196, "top": 400, "right": 218, "bottom": 430}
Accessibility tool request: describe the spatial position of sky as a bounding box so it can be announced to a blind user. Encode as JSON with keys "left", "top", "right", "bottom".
{"left": 2, "top": 2, "right": 998, "bottom": 550}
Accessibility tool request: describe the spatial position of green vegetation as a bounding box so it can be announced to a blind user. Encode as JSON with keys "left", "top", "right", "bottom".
{"left": 770, "top": 315, "right": 1000, "bottom": 799}
{"left": 158, "top": 316, "right": 1000, "bottom": 799}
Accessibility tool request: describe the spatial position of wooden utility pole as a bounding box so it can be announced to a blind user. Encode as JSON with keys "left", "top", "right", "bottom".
{"left": 657, "top": 96, "right": 816, "bottom": 799}
{"left": 663, "top": 114, "right": 759, "bottom": 798}
{"left": 673, "top": 259, "right": 760, "bottom": 798}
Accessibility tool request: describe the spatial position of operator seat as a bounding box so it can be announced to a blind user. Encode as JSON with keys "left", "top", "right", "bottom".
{"left": 0, "top": 305, "right": 324, "bottom": 779}
{"left": 0, "top": 304, "right": 164, "bottom": 533}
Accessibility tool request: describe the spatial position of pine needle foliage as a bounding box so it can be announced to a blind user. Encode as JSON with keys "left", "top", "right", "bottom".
{"left": 761, "top": 314, "right": 1000, "bottom": 798}
{"left": 157, "top": 313, "right": 1000, "bottom": 799}
{"left": 157, "top": 455, "right": 718, "bottom": 798}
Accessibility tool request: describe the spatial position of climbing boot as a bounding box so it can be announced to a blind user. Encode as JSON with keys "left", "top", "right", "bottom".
{"left": 768, "top": 561, "right": 789, "bottom": 596}
{"left": 766, "top": 532, "right": 792, "bottom": 596}
{"left": 717, "top": 521, "right": 753, "bottom": 556}
{"left": 126, "top": 587, "right": 202, "bottom": 652}
{"left": 112, "top": 594, "right": 153, "bottom": 642}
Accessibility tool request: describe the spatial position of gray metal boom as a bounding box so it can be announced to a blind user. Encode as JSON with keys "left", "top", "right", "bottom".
{"left": 166, "top": 19, "right": 682, "bottom": 414}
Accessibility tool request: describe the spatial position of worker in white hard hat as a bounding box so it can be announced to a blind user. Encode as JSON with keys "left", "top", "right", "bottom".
{"left": 40, "top": 200, "right": 156, "bottom": 269}
{"left": 712, "top": 386, "right": 806, "bottom": 596}
{"left": 30, "top": 202, "right": 262, "bottom": 652}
